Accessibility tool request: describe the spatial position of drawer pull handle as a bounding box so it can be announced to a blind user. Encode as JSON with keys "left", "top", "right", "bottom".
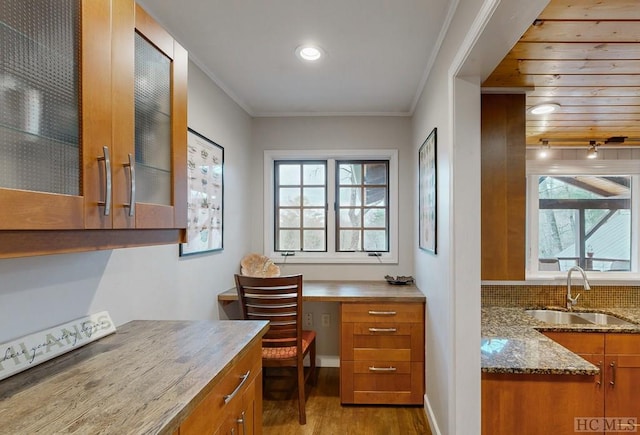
{"left": 368, "top": 311, "right": 397, "bottom": 316}
{"left": 236, "top": 411, "right": 246, "bottom": 434}
{"left": 369, "top": 366, "right": 397, "bottom": 372}
{"left": 368, "top": 327, "right": 397, "bottom": 333}
{"left": 124, "top": 153, "right": 136, "bottom": 217}
{"left": 610, "top": 361, "right": 616, "bottom": 386}
{"left": 596, "top": 361, "right": 602, "bottom": 386}
{"left": 223, "top": 370, "right": 250, "bottom": 404}
{"left": 97, "top": 146, "right": 112, "bottom": 216}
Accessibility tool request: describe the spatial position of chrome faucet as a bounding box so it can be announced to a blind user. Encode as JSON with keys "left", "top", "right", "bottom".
{"left": 566, "top": 266, "right": 591, "bottom": 310}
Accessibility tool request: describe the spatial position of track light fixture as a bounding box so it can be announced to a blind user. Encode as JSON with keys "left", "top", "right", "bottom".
{"left": 538, "top": 139, "right": 550, "bottom": 158}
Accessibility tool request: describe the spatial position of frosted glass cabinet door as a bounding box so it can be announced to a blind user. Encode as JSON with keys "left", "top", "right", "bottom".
{"left": 110, "top": 2, "right": 187, "bottom": 230}
{"left": 0, "top": 0, "right": 186, "bottom": 234}
{"left": 0, "top": 0, "right": 112, "bottom": 230}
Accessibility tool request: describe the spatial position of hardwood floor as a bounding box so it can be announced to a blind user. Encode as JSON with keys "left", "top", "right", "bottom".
{"left": 262, "top": 367, "right": 431, "bottom": 435}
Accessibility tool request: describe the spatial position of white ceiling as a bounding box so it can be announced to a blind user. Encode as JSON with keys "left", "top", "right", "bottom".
{"left": 137, "top": 0, "right": 454, "bottom": 117}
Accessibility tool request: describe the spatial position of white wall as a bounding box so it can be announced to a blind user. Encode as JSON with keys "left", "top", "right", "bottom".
{"left": 250, "top": 116, "right": 414, "bottom": 280}
{"left": 0, "top": 62, "right": 253, "bottom": 343}
{"left": 412, "top": 0, "right": 548, "bottom": 434}
{"left": 247, "top": 116, "right": 415, "bottom": 361}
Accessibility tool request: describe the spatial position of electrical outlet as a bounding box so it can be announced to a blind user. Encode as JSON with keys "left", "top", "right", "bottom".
{"left": 304, "top": 313, "right": 313, "bottom": 327}
{"left": 321, "top": 313, "right": 331, "bottom": 327}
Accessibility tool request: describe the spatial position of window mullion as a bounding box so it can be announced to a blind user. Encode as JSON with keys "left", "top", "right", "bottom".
{"left": 327, "top": 159, "right": 336, "bottom": 253}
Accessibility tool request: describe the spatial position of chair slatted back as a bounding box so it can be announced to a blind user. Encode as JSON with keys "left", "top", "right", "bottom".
{"left": 235, "top": 274, "right": 303, "bottom": 350}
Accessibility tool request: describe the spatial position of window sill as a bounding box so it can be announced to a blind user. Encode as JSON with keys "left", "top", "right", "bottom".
{"left": 269, "top": 253, "right": 398, "bottom": 265}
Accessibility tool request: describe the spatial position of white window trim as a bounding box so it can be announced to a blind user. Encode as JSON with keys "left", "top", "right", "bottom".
{"left": 526, "top": 160, "right": 640, "bottom": 282}
{"left": 264, "top": 149, "right": 399, "bottom": 264}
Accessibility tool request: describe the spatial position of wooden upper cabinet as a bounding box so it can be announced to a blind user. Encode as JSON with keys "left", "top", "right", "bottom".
{"left": 109, "top": 1, "right": 187, "bottom": 230}
{"left": 481, "top": 94, "right": 526, "bottom": 280}
{"left": 0, "top": 0, "right": 107, "bottom": 230}
{"left": 0, "top": 0, "right": 186, "bottom": 232}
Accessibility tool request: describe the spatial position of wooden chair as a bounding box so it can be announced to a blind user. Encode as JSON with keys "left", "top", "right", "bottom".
{"left": 234, "top": 274, "right": 316, "bottom": 424}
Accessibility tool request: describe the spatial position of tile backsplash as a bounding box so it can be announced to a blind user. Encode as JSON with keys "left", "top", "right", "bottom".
{"left": 482, "top": 285, "right": 640, "bottom": 308}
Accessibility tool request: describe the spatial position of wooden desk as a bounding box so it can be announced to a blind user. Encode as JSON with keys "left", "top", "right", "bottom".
{"left": 217, "top": 280, "right": 426, "bottom": 304}
{"left": 219, "top": 280, "right": 426, "bottom": 405}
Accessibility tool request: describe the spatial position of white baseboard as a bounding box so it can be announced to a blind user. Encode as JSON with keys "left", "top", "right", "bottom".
{"left": 424, "top": 393, "right": 442, "bottom": 435}
{"left": 317, "top": 354, "right": 340, "bottom": 367}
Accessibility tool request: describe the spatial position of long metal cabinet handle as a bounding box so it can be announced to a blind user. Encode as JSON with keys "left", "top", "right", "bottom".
{"left": 368, "top": 311, "right": 397, "bottom": 316}
{"left": 223, "top": 370, "right": 250, "bottom": 404}
{"left": 369, "top": 327, "right": 397, "bottom": 333}
{"left": 610, "top": 361, "right": 616, "bottom": 386}
{"left": 97, "top": 146, "right": 112, "bottom": 215}
{"left": 236, "top": 411, "right": 246, "bottom": 434}
{"left": 369, "top": 366, "right": 397, "bottom": 372}
{"left": 596, "top": 361, "right": 602, "bottom": 386}
{"left": 124, "top": 153, "right": 136, "bottom": 217}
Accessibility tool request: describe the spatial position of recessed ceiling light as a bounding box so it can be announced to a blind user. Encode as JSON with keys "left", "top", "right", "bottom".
{"left": 296, "top": 45, "right": 323, "bottom": 62}
{"left": 528, "top": 103, "right": 560, "bottom": 115}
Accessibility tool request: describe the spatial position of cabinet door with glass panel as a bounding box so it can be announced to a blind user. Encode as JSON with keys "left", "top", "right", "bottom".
{"left": 0, "top": 0, "right": 112, "bottom": 229}
{"left": 0, "top": 0, "right": 186, "bottom": 231}
{"left": 110, "top": 1, "right": 187, "bottom": 229}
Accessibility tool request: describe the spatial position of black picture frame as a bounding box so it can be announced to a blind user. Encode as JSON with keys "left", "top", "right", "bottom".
{"left": 419, "top": 127, "right": 437, "bottom": 254}
{"left": 179, "top": 129, "right": 224, "bottom": 256}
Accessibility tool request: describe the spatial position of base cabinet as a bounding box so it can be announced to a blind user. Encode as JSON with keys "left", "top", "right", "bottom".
{"left": 340, "top": 302, "right": 424, "bottom": 404}
{"left": 543, "top": 332, "right": 640, "bottom": 433}
{"left": 180, "top": 341, "right": 263, "bottom": 435}
{"left": 482, "top": 372, "right": 602, "bottom": 435}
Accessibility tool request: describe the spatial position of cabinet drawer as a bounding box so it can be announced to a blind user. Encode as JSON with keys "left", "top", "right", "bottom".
{"left": 341, "top": 303, "right": 424, "bottom": 323}
{"left": 341, "top": 322, "right": 424, "bottom": 361}
{"left": 605, "top": 333, "right": 640, "bottom": 355}
{"left": 543, "top": 331, "right": 605, "bottom": 355}
{"left": 180, "top": 342, "right": 261, "bottom": 435}
{"left": 341, "top": 361, "right": 424, "bottom": 405}
{"left": 353, "top": 333, "right": 412, "bottom": 350}
{"left": 354, "top": 348, "right": 411, "bottom": 362}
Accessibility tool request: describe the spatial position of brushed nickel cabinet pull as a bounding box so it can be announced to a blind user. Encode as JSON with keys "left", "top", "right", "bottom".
{"left": 368, "top": 327, "right": 397, "bottom": 333}
{"left": 609, "top": 361, "right": 616, "bottom": 386}
{"left": 124, "top": 153, "right": 136, "bottom": 217}
{"left": 223, "top": 370, "right": 250, "bottom": 404}
{"left": 597, "top": 361, "right": 602, "bottom": 386}
{"left": 369, "top": 366, "right": 397, "bottom": 372}
{"left": 368, "top": 311, "right": 397, "bottom": 316}
{"left": 97, "top": 146, "right": 112, "bottom": 216}
{"left": 236, "top": 411, "right": 246, "bottom": 434}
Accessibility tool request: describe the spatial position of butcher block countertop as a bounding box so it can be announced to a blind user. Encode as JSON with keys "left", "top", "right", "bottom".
{"left": 0, "top": 320, "right": 268, "bottom": 434}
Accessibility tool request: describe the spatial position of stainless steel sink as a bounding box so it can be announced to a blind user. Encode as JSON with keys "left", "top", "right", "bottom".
{"left": 525, "top": 309, "right": 593, "bottom": 325}
{"left": 572, "top": 312, "right": 635, "bottom": 326}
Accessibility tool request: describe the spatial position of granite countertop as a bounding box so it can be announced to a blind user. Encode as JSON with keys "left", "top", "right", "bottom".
{"left": 0, "top": 320, "right": 269, "bottom": 435}
{"left": 481, "top": 307, "right": 640, "bottom": 375}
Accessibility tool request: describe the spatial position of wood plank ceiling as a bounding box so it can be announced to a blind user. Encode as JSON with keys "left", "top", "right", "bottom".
{"left": 483, "top": 0, "right": 640, "bottom": 148}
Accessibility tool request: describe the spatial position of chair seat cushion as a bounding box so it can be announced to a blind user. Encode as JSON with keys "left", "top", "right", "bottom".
{"left": 262, "top": 330, "right": 316, "bottom": 360}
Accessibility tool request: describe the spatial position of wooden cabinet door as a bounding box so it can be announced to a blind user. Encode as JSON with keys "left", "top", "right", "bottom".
{"left": 604, "top": 334, "right": 640, "bottom": 428}
{"left": 605, "top": 355, "right": 640, "bottom": 426}
{"left": 1, "top": 0, "right": 186, "bottom": 232}
{"left": 111, "top": 1, "right": 187, "bottom": 230}
{"left": 0, "top": 0, "right": 112, "bottom": 230}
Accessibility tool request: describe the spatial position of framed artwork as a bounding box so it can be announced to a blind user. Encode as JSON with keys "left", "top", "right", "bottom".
{"left": 419, "top": 127, "right": 437, "bottom": 254}
{"left": 179, "top": 129, "right": 224, "bottom": 256}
